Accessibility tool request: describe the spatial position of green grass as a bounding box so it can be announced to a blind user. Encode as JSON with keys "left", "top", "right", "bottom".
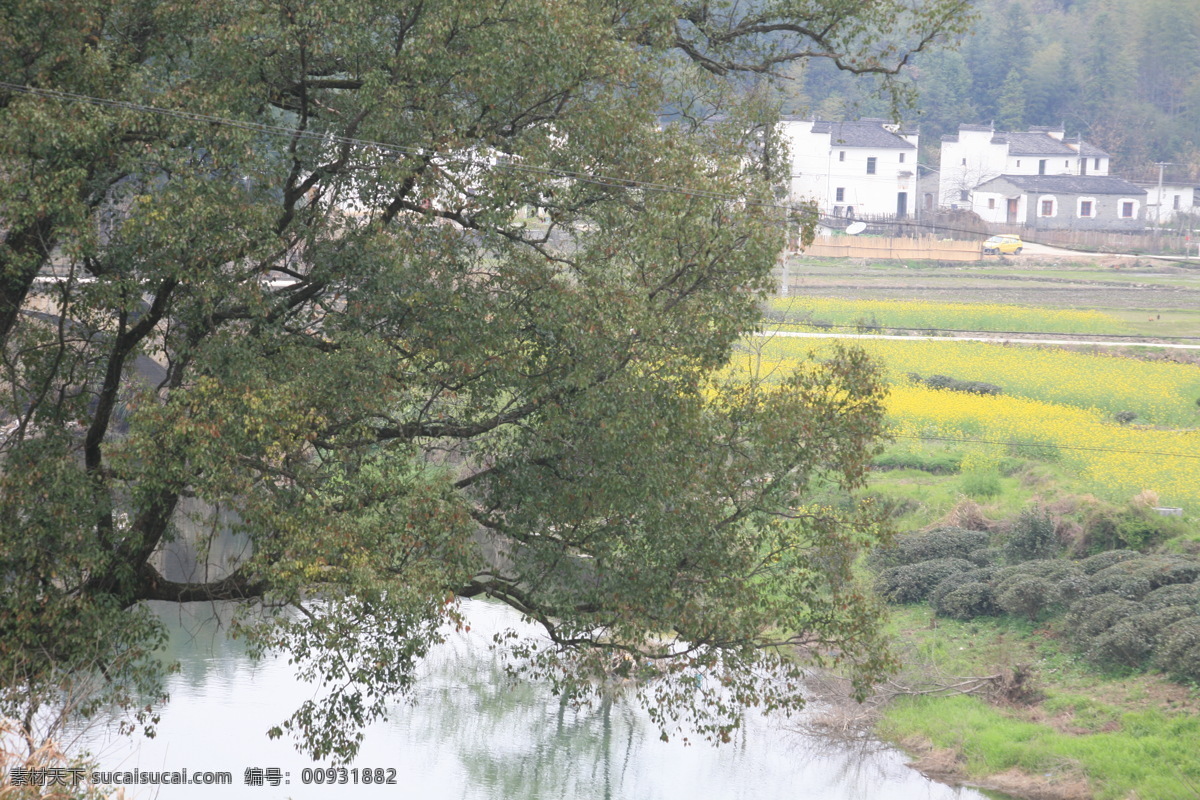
{"left": 882, "top": 696, "right": 1200, "bottom": 799}
{"left": 877, "top": 607, "right": 1200, "bottom": 799}
{"left": 765, "top": 296, "right": 1130, "bottom": 335}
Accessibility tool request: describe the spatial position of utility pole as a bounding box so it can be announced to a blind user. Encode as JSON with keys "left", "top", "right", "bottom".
{"left": 1152, "top": 162, "right": 1177, "bottom": 226}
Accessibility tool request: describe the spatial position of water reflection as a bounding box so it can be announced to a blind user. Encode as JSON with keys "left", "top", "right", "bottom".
{"left": 79, "top": 600, "right": 993, "bottom": 800}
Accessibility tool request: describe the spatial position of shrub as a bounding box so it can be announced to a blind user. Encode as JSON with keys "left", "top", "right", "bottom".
{"left": 1114, "top": 508, "right": 1172, "bottom": 551}
{"left": 868, "top": 528, "right": 991, "bottom": 569}
{"left": 1154, "top": 617, "right": 1200, "bottom": 682}
{"left": 992, "top": 560, "right": 1091, "bottom": 614}
{"left": 967, "top": 547, "right": 1004, "bottom": 567}
{"left": 1088, "top": 621, "right": 1152, "bottom": 668}
{"left": 1067, "top": 594, "right": 1146, "bottom": 640}
{"left": 1132, "top": 606, "right": 1198, "bottom": 643}
{"left": 996, "top": 575, "right": 1058, "bottom": 620}
{"left": 1081, "top": 505, "right": 1184, "bottom": 553}
{"left": 1142, "top": 583, "right": 1200, "bottom": 612}
{"left": 935, "top": 583, "right": 998, "bottom": 620}
{"left": 929, "top": 567, "right": 997, "bottom": 607}
{"left": 876, "top": 558, "right": 976, "bottom": 604}
{"left": 910, "top": 373, "right": 1003, "bottom": 396}
{"left": 1004, "top": 508, "right": 1060, "bottom": 564}
{"left": 1113, "top": 410, "right": 1138, "bottom": 424}
{"left": 1079, "top": 549, "right": 1141, "bottom": 575}
{"left": 995, "top": 559, "right": 1086, "bottom": 588}
{"left": 1089, "top": 555, "right": 1200, "bottom": 600}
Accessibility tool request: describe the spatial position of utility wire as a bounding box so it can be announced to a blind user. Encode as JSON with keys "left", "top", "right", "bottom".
{"left": 4, "top": 80, "right": 1199, "bottom": 265}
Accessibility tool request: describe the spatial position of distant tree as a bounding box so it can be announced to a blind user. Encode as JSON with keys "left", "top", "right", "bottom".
{"left": 995, "top": 69, "right": 1028, "bottom": 131}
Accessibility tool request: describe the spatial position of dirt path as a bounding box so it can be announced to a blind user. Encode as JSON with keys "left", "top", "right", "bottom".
{"left": 757, "top": 330, "right": 1200, "bottom": 349}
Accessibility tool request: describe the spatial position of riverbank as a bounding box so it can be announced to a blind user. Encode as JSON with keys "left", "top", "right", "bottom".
{"left": 868, "top": 607, "right": 1200, "bottom": 800}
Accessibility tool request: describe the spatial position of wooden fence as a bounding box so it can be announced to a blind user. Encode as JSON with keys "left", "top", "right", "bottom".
{"left": 988, "top": 226, "right": 1194, "bottom": 255}
{"left": 798, "top": 235, "right": 981, "bottom": 262}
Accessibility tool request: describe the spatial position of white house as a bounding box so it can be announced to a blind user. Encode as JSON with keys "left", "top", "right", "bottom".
{"left": 1136, "top": 181, "right": 1198, "bottom": 225}
{"left": 939, "top": 124, "right": 1110, "bottom": 208}
{"left": 780, "top": 118, "right": 920, "bottom": 218}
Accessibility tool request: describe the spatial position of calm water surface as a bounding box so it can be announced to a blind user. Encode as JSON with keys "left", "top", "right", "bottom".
{"left": 78, "top": 600, "right": 993, "bottom": 800}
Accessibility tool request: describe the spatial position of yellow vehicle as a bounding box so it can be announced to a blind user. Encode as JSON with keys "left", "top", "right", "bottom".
{"left": 982, "top": 234, "right": 1023, "bottom": 255}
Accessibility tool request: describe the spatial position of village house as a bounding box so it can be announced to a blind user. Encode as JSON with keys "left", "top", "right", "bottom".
{"left": 779, "top": 118, "right": 920, "bottom": 219}
{"left": 1136, "top": 181, "right": 1199, "bottom": 225}
{"left": 938, "top": 124, "right": 1112, "bottom": 208}
{"left": 971, "top": 174, "right": 1147, "bottom": 230}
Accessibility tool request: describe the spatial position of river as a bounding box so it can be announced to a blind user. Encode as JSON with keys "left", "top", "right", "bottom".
{"left": 70, "top": 598, "right": 996, "bottom": 800}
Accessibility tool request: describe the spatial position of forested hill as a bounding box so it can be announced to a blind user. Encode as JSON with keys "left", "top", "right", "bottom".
{"left": 784, "top": 0, "right": 1200, "bottom": 181}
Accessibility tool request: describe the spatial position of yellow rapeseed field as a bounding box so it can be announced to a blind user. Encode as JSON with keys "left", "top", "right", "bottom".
{"left": 753, "top": 335, "right": 1200, "bottom": 427}
{"left": 733, "top": 337, "right": 1200, "bottom": 509}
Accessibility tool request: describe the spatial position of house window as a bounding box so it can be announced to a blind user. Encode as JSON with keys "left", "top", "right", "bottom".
{"left": 866, "top": 157, "right": 876, "bottom": 174}
{"left": 1122, "top": 201, "right": 1135, "bottom": 218}
{"left": 839, "top": 151, "right": 845, "bottom": 162}
{"left": 1079, "top": 200, "right": 1093, "bottom": 217}
{"left": 1038, "top": 159, "right": 1047, "bottom": 175}
{"left": 1174, "top": 195, "right": 1182, "bottom": 210}
{"left": 1016, "top": 160, "right": 1021, "bottom": 167}
{"left": 1094, "top": 158, "right": 1101, "bottom": 170}
{"left": 1041, "top": 199, "right": 1054, "bottom": 216}
{"left": 899, "top": 152, "right": 905, "bottom": 163}
{"left": 835, "top": 187, "right": 845, "bottom": 202}
{"left": 960, "top": 190, "right": 969, "bottom": 201}
{"left": 1066, "top": 160, "right": 1070, "bottom": 168}
{"left": 961, "top": 158, "right": 966, "bottom": 165}
{"left": 988, "top": 198, "right": 996, "bottom": 209}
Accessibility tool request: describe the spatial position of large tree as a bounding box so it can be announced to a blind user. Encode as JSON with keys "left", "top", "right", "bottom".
{"left": 0, "top": 0, "right": 967, "bottom": 762}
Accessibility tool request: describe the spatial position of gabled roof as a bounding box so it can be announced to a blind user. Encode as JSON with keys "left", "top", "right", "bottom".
{"left": 992, "top": 131, "right": 1077, "bottom": 156}
{"left": 1071, "top": 140, "right": 1109, "bottom": 158}
{"left": 811, "top": 119, "right": 916, "bottom": 149}
{"left": 976, "top": 175, "right": 1147, "bottom": 195}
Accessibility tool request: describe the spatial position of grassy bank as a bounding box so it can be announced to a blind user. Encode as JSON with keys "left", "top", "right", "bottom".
{"left": 876, "top": 607, "right": 1200, "bottom": 800}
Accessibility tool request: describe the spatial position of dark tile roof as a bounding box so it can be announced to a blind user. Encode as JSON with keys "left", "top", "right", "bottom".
{"left": 977, "top": 175, "right": 1147, "bottom": 195}
{"left": 811, "top": 119, "right": 916, "bottom": 149}
{"left": 1072, "top": 140, "right": 1109, "bottom": 157}
{"left": 992, "top": 131, "right": 1077, "bottom": 156}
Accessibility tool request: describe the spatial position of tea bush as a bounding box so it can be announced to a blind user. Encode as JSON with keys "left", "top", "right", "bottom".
{"left": 1089, "top": 555, "right": 1200, "bottom": 600}
{"left": 929, "top": 567, "right": 997, "bottom": 606}
{"left": 1155, "top": 617, "right": 1200, "bottom": 682}
{"left": 876, "top": 558, "right": 976, "bottom": 603}
{"left": 868, "top": 528, "right": 991, "bottom": 569}
{"left": 934, "top": 582, "right": 998, "bottom": 620}
{"left": 967, "top": 546, "right": 1004, "bottom": 567}
{"left": 1067, "top": 593, "right": 1145, "bottom": 640}
{"left": 996, "top": 575, "right": 1058, "bottom": 620}
{"left": 1141, "top": 583, "right": 1200, "bottom": 612}
{"left": 1079, "top": 549, "right": 1142, "bottom": 575}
